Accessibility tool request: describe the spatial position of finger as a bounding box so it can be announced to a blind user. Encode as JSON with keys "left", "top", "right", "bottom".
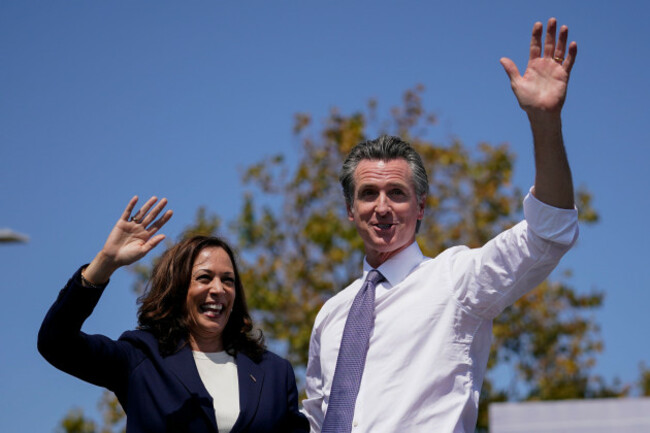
{"left": 121, "top": 196, "right": 139, "bottom": 221}
{"left": 543, "top": 17, "right": 557, "bottom": 59}
{"left": 499, "top": 57, "right": 521, "bottom": 82}
{"left": 147, "top": 209, "right": 174, "bottom": 234}
{"left": 143, "top": 234, "right": 167, "bottom": 253}
{"left": 564, "top": 41, "right": 578, "bottom": 74}
{"left": 133, "top": 196, "right": 159, "bottom": 224}
{"left": 555, "top": 24, "right": 568, "bottom": 61}
{"left": 529, "top": 21, "right": 543, "bottom": 60}
{"left": 141, "top": 197, "right": 168, "bottom": 227}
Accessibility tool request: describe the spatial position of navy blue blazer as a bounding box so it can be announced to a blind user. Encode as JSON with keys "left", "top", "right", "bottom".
{"left": 38, "top": 267, "right": 309, "bottom": 433}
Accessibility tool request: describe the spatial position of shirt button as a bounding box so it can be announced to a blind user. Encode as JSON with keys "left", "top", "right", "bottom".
{"left": 353, "top": 420, "right": 358, "bottom": 427}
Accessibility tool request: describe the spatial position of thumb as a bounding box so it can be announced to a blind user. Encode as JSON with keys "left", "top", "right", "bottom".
{"left": 499, "top": 57, "right": 520, "bottom": 82}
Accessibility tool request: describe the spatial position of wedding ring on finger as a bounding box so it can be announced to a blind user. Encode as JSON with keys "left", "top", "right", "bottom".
{"left": 553, "top": 56, "right": 564, "bottom": 63}
{"left": 130, "top": 214, "right": 141, "bottom": 223}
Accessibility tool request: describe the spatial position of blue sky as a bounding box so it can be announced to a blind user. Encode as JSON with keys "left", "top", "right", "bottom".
{"left": 2, "top": 1, "right": 648, "bottom": 431}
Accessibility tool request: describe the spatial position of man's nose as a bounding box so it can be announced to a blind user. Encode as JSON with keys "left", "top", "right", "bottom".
{"left": 375, "top": 193, "right": 390, "bottom": 214}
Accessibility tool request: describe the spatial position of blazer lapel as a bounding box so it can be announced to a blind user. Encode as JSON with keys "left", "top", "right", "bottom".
{"left": 231, "top": 353, "right": 265, "bottom": 433}
{"left": 165, "top": 344, "right": 219, "bottom": 431}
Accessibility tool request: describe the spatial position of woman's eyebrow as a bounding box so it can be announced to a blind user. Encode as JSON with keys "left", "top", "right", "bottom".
{"left": 191, "top": 267, "right": 213, "bottom": 276}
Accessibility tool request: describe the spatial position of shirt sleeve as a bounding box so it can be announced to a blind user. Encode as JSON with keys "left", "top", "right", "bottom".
{"left": 303, "top": 314, "right": 325, "bottom": 431}
{"left": 450, "top": 190, "right": 579, "bottom": 319}
{"left": 524, "top": 188, "right": 579, "bottom": 245}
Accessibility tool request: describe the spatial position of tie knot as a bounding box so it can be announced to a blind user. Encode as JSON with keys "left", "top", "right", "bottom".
{"left": 366, "top": 269, "right": 384, "bottom": 285}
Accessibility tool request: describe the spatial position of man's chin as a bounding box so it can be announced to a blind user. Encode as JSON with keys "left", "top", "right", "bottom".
{"left": 367, "top": 239, "right": 408, "bottom": 255}
{"left": 370, "top": 236, "right": 396, "bottom": 249}
{"left": 370, "top": 235, "right": 415, "bottom": 252}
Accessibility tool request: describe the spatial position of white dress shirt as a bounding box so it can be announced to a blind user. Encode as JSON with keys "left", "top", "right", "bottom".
{"left": 303, "top": 192, "right": 578, "bottom": 433}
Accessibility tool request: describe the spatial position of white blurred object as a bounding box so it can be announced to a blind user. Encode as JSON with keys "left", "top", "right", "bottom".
{"left": 0, "top": 228, "right": 29, "bottom": 243}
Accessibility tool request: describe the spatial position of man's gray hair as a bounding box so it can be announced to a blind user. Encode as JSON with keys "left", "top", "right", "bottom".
{"left": 339, "top": 135, "right": 429, "bottom": 207}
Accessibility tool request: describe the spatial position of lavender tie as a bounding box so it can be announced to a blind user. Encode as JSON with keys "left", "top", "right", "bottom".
{"left": 322, "top": 269, "right": 385, "bottom": 433}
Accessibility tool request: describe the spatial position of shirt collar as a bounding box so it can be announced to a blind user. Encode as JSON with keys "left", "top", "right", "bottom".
{"left": 362, "top": 241, "right": 424, "bottom": 288}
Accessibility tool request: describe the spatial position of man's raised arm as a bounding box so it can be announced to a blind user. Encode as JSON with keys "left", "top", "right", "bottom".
{"left": 500, "top": 17, "right": 578, "bottom": 209}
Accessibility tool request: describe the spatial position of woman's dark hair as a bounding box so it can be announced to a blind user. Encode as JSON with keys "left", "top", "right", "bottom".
{"left": 137, "top": 235, "right": 265, "bottom": 361}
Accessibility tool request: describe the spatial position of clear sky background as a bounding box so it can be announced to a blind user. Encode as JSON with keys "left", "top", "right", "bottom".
{"left": 2, "top": 1, "right": 648, "bottom": 432}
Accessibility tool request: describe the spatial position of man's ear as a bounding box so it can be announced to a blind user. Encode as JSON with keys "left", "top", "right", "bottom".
{"left": 346, "top": 202, "right": 355, "bottom": 221}
{"left": 417, "top": 196, "right": 426, "bottom": 220}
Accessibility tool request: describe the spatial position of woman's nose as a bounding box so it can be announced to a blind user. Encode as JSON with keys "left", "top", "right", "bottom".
{"left": 209, "top": 281, "right": 225, "bottom": 294}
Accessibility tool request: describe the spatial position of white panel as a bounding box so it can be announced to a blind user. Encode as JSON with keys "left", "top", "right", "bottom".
{"left": 490, "top": 398, "right": 650, "bottom": 433}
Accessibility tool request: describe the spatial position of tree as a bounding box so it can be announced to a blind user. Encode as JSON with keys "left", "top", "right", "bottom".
{"left": 638, "top": 363, "right": 650, "bottom": 396}
{"left": 56, "top": 390, "right": 126, "bottom": 433}
{"left": 58, "top": 86, "right": 615, "bottom": 432}
{"left": 57, "top": 409, "right": 96, "bottom": 433}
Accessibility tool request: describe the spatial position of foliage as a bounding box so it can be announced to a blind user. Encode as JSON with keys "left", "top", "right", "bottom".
{"left": 98, "top": 391, "right": 126, "bottom": 433}
{"left": 56, "top": 390, "right": 125, "bottom": 433}
{"left": 492, "top": 278, "right": 605, "bottom": 398}
{"left": 639, "top": 362, "right": 650, "bottom": 397}
{"left": 57, "top": 409, "right": 96, "bottom": 433}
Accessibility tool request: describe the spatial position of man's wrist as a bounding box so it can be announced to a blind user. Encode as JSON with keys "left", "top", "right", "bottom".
{"left": 527, "top": 110, "right": 562, "bottom": 129}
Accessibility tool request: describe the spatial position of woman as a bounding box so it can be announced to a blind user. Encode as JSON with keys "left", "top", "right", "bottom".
{"left": 38, "top": 196, "right": 309, "bottom": 433}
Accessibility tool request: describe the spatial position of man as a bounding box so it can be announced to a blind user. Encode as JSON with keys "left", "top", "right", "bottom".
{"left": 303, "top": 18, "right": 579, "bottom": 432}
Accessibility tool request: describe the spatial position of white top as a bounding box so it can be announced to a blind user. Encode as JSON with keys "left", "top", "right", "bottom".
{"left": 193, "top": 351, "right": 240, "bottom": 433}
{"left": 304, "top": 192, "right": 579, "bottom": 433}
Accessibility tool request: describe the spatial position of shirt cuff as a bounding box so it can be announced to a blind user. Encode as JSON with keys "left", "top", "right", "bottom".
{"left": 523, "top": 188, "right": 579, "bottom": 245}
